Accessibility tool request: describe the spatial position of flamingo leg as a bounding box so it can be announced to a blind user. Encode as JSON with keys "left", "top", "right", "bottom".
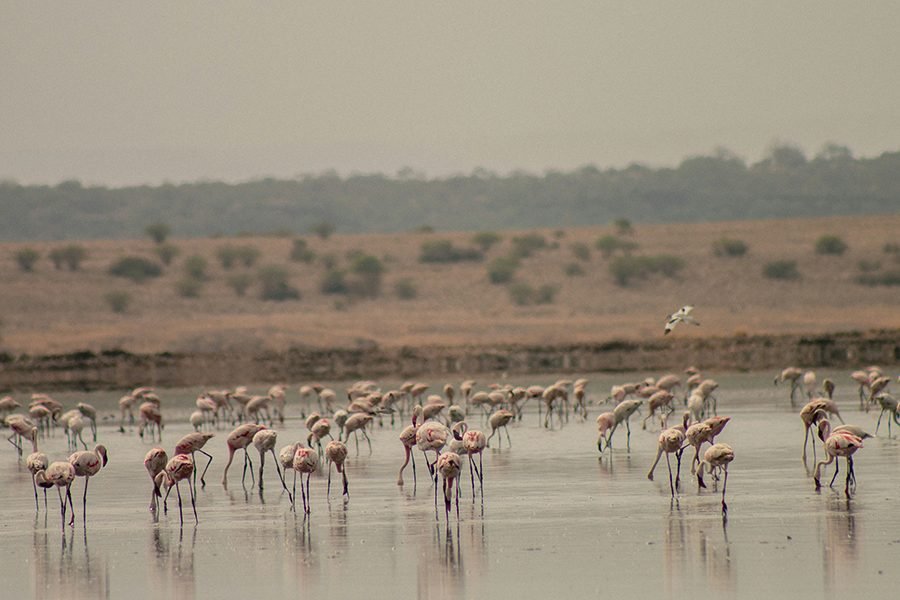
{"left": 469, "top": 455, "right": 476, "bottom": 501}
{"left": 327, "top": 461, "right": 333, "bottom": 498}
{"left": 665, "top": 453, "right": 675, "bottom": 498}
{"left": 198, "top": 449, "right": 213, "bottom": 488}
{"left": 175, "top": 481, "right": 184, "bottom": 526}
{"left": 57, "top": 487, "right": 66, "bottom": 531}
{"left": 398, "top": 446, "right": 411, "bottom": 486}
{"left": 305, "top": 473, "right": 311, "bottom": 514}
{"left": 82, "top": 476, "right": 89, "bottom": 525}
{"left": 188, "top": 478, "right": 198, "bottom": 524}
{"left": 721, "top": 469, "right": 729, "bottom": 514}
{"left": 845, "top": 456, "right": 854, "bottom": 498}
{"left": 505, "top": 426, "right": 512, "bottom": 448}
{"left": 269, "top": 450, "right": 290, "bottom": 499}
{"left": 675, "top": 449, "right": 683, "bottom": 490}
{"left": 32, "top": 477, "right": 39, "bottom": 512}
{"left": 829, "top": 458, "right": 840, "bottom": 488}
{"left": 625, "top": 419, "right": 632, "bottom": 451}
{"left": 363, "top": 429, "right": 373, "bottom": 455}
{"left": 291, "top": 469, "right": 297, "bottom": 512}
{"left": 342, "top": 469, "right": 349, "bottom": 499}
{"left": 66, "top": 484, "right": 75, "bottom": 526}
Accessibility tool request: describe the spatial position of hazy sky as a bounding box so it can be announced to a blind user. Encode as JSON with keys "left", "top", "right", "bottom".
{"left": 2, "top": 2, "right": 899, "bottom": 186}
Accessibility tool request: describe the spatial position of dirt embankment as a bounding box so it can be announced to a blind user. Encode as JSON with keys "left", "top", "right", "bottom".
{"left": 1, "top": 329, "right": 897, "bottom": 391}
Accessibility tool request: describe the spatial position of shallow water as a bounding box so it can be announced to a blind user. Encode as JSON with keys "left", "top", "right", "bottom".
{"left": 2, "top": 371, "right": 899, "bottom": 599}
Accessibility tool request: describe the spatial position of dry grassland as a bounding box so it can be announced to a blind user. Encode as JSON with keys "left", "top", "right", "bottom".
{"left": 1, "top": 214, "right": 898, "bottom": 355}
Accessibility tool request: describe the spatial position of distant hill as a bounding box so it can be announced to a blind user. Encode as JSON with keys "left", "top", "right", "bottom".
{"left": 1, "top": 145, "right": 899, "bottom": 241}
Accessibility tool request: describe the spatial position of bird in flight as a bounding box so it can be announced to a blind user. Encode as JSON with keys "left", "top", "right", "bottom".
{"left": 664, "top": 305, "right": 699, "bottom": 335}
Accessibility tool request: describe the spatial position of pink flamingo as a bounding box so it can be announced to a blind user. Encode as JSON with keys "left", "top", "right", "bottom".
{"left": 451, "top": 422, "right": 487, "bottom": 501}
{"left": 68, "top": 444, "right": 108, "bottom": 525}
{"left": 138, "top": 401, "right": 163, "bottom": 442}
{"left": 222, "top": 423, "right": 266, "bottom": 487}
{"left": 814, "top": 419, "right": 864, "bottom": 498}
{"left": 174, "top": 432, "right": 215, "bottom": 488}
{"left": 697, "top": 443, "right": 735, "bottom": 513}
{"left": 155, "top": 453, "right": 197, "bottom": 525}
{"left": 35, "top": 461, "right": 76, "bottom": 530}
{"left": 26, "top": 446, "right": 49, "bottom": 511}
{"left": 343, "top": 413, "right": 374, "bottom": 456}
{"left": 6, "top": 418, "right": 37, "bottom": 458}
{"left": 397, "top": 406, "right": 423, "bottom": 486}
{"left": 144, "top": 447, "right": 168, "bottom": 512}
{"left": 324, "top": 440, "right": 349, "bottom": 500}
{"left": 252, "top": 429, "right": 290, "bottom": 495}
{"left": 801, "top": 399, "right": 842, "bottom": 464}
{"left": 292, "top": 446, "right": 319, "bottom": 514}
{"left": 436, "top": 452, "right": 462, "bottom": 526}
{"left": 486, "top": 409, "right": 514, "bottom": 448}
{"left": 595, "top": 412, "right": 615, "bottom": 453}
{"left": 416, "top": 421, "right": 449, "bottom": 511}
{"left": 647, "top": 426, "right": 685, "bottom": 498}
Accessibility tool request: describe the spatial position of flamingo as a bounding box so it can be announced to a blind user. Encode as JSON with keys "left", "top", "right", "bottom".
{"left": 697, "top": 443, "right": 734, "bottom": 513}
{"left": 292, "top": 446, "right": 318, "bottom": 514}
{"left": 252, "top": 429, "right": 290, "bottom": 495}
{"left": 307, "top": 418, "right": 332, "bottom": 457}
{"left": 647, "top": 425, "right": 686, "bottom": 498}
{"left": 456, "top": 422, "right": 487, "bottom": 502}
{"left": 775, "top": 366, "right": 804, "bottom": 405}
{"left": 144, "top": 447, "right": 168, "bottom": 512}
{"left": 68, "top": 444, "right": 108, "bottom": 525}
{"left": 34, "top": 462, "right": 76, "bottom": 530}
{"left": 436, "top": 452, "right": 462, "bottom": 526}
{"left": 596, "top": 412, "right": 615, "bottom": 453}
{"left": 343, "top": 413, "right": 374, "bottom": 456}
{"left": 801, "top": 399, "right": 843, "bottom": 464}
{"left": 222, "top": 423, "right": 266, "bottom": 487}
{"left": 487, "top": 409, "right": 514, "bottom": 448}
{"left": 138, "top": 401, "right": 163, "bottom": 442}
{"left": 324, "top": 440, "right": 349, "bottom": 500}
{"left": 26, "top": 445, "right": 49, "bottom": 511}
{"left": 7, "top": 418, "right": 37, "bottom": 457}
{"left": 155, "top": 453, "right": 197, "bottom": 525}
{"left": 850, "top": 370, "right": 869, "bottom": 409}
{"left": 76, "top": 402, "right": 98, "bottom": 442}
{"left": 605, "top": 399, "right": 643, "bottom": 451}
{"left": 174, "top": 432, "right": 215, "bottom": 488}
{"left": 397, "top": 406, "right": 423, "bottom": 486}
{"left": 643, "top": 390, "right": 675, "bottom": 430}
{"left": 814, "top": 419, "right": 863, "bottom": 498}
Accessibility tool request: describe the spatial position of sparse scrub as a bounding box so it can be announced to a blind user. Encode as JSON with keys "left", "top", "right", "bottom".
{"left": 763, "top": 260, "right": 801, "bottom": 280}
{"left": 712, "top": 238, "right": 748, "bottom": 257}
{"left": 290, "top": 238, "right": 316, "bottom": 263}
{"left": 510, "top": 233, "right": 547, "bottom": 258}
{"left": 14, "top": 248, "right": 40, "bottom": 272}
{"left": 571, "top": 242, "right": 591, "bottom": 262}
{"left": 320, "top": 253, "right": 338, "bottom": 270}
{"left": 348, "top": 254, "right": 385, "bottom": 298}
{"left": 857, "top": 259, "right": 881, "bottom": 273}
{"left": 311, "top": 222, "right": 335, "bottom": 240}
{"left": 216, "top": 245, "right": 240, "bottom": 269}
{"left": 145, "top": 222, "right": 171, "bottom": 244}
{"left": 226, "top": 273, "right": 253, "bottom": 296}
{"left": 320, "top": 269, "right": 348, "bottom": 295}
{"left": 472, "top": 231, "right": 501, "bottom": 252}
{"left": 535, "top": 283, "right": 559, "bottom": 304}
{"left": 154, "top": 243, "right": 180, "bottom": 266}
{"left": 508, "top": 282, "right": 534, "bottom": 306}
{"left": 176, "top": 277, "right": 203, "bottom": 298}
{"left": 49, "top": 245, "right": 87, "bottom": 270}
{"left": 856, "top": 271, "right": 900, "bottom": 286}
{"left": 487, "top": 256, "right": 520, "bottom": 284}
{"left": 108, "top": 256, "right": 162, "bottom": 283}
{"left": 183, "top": 255, "right": 208, "bottom": 280}
{"left": 609, "top": 254, "right": 685, "bottom": 286}
{"left": 595, "top": 235, "right": 639, "bottom": 258}
{"left": 884, "top": 243, "right": 900, "bottom": 255}
{"left": 394, "top": 278, "right": 418, "bottom": 300}
{"left": 419, "top": 240, "right": 483, "bottom": 263}
{"left": 235, "top": 245, "right": 260, "bottom": 267}
{"left": 564, "top": 262, "right": 585, "bottom": 277}
{"left": 614, "top": 218, "right": 634, "bottom": 236}
{"left": 815, "top": 235, "right": 848, "bottom": 256}
{"left": 258, "top": 265, "right": 300, "bottom": 301}
{"left": 104, "top": 291, "right": 131, "bottom": 313}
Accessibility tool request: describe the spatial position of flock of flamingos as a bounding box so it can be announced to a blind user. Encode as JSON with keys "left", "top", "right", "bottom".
{"left": 2, "top": 363, "right": 897, "bottom": 532}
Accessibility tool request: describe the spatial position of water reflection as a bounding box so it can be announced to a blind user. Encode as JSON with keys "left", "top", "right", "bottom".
{"left": 822, "top": 499, "right": 858, "bottom": 591}
{"left": 664, "top": 506, "right": 735, "bottom": 596}
{"left": 31, "top": 522, "right": 110, "bottom": 600}
{"left": 149, "top": 524, "right": 196, "bottom": 598}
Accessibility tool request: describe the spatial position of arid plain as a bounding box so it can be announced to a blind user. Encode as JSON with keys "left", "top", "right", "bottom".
{"left": 1, "top": 214, "right": 899, "bottom": 356}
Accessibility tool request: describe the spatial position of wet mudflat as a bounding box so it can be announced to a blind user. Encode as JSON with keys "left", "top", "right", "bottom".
{"left": 2, "top": 371, "right": 899, "bottom": 599}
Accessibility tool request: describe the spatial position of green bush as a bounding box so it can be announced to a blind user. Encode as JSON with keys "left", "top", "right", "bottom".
{"left": 394, "top": 278, "right": 418, "bottom": 300}
{"left": 487, "top": 256, "right": 520, "bottom": 284}
{"left": 508, "top": 282, "right": 534, "bottom": 306}
{"left": 258, "top": 265, "right": 300, "bottom": 301}
{"left": 613, "top": 218, "right": 634, "bottom": 236}
{"left": 815, "top": 235, "right": 848, "bottom": 256}
{"left": 564, "top": 262, "right": 585, "bottom": 277}
{"left": 712, "top": 238, "right": 748, "bottom": 257}
{"left": 311, "top": 222, "right": 335, "bottom": 239}
{"left": 154, "top": 243, "right": 180, "bottom": 266}
{"left": 320, "top": 253, "right": 338, "bottom": 269}
{"left": 571, "top": 242, "right": 591, "bottom": 262}
{"left": 145, "top": 222, "right": 171, "bottom": 244}
{"left": 226, "top": 273, "right": 253, "bottom": 296}
{"left": 348, "top": 254, "right": 385, "bottom": 297}
{"left": 510, "top": 233, "right": 547, "bottom": 258}
{"left": 763, "top": 260, "right": 801, "bottom": 280}
{"left": 857, "top": 259, "right": 881, "bottom": 273}
{"left": 472, "top": 231, "right": 501, "bottom": 252}
{"left": 109, "top": 256, "right": 162, "bottom": 283}
{"left": 235, "top": 245, "right": 260, "bottom": 267}
{"left": 595, "top": 235, "right": 639, "bottom": 258}
{"left": 48, "top": 245, "right": 88, "bottom": 270}
{"left": 320, "top": 269, "right": 348, "bottom": 294}
{"left": 183, "top": 255, "right": 208, "bottom": 280}
{"left": 856, "top": 271, "right": 900, "bottom": 286}
{"left": 216, "top": 245, "right": 240, "bottom": 269}
{"left": 419, "top": 240, "right": 483, "bottom": 263}
{"left": 535, "top": 283, "right": 559, "bottom": 304}
{"left": 647, "top": 254, "right": 685, "bottom": 277}
{"left": 290, "top": 238, "right": 316, "bottom": 263}
{"left": 104, "top": 291, "right": 131, "bottom": 313}
{"left": 175, "top": 277, "right": 203, "bottom": 298}
{"left": 13, "top": 248, "right": 40, "bottom": 272}
{"left": 884, "top": 243, "right": 900, "bottom": 255}
{"left": 609, "top": 254, "right": 685, "bottom": 286}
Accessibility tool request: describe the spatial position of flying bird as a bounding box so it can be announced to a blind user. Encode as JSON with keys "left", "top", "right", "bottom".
{"left": 664, "top": 305, "right": 699, "bottom": 335}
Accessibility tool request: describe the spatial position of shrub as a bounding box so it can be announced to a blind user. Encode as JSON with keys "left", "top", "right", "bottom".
{"left": 154, "top": 243, "right": 180, "bottom": 266}
{"left": 109, "top": 256, "right": 162, "bottom": 283}
{"left": 472, "top": 231, "right": 501, "bottom": 252}
{"left": 145, "top": 222, "right": 171, "bottom": 244}
{"left": 647, "top": 254, "right": 685, "bottom": 277}
{"left": 510, "top": 233, "right": 547, "bottom": 258}
{"left": 290, "top": 238, "right": 316, "bottom": 263}
{"left": 49, "top": 245, "right": 88, "bottom": 270}
{"left": 564, "top": 262, "right": 585, "bottom": 277}
{"left": 394, "top": 278, "right": 418, "bottom": 300}
{"left": 613, "top": 218, "right": 634, "bottom": 236}
{"left": 884, "top": 243, "right": 900, "bottom": 255}
{"left": 235, "top": 245, "right": 261, "bottom": 267}
{"left": 175, "top": 277, "right": 203, "bottom": 298}
{"left": 508, "top": 282, "right": 534, "bottom": 306}
{"left": 104, "top": 291, "right": 131, "bottom": 313}
{"left": 712, "top": 238, "right": 748, "bottom": 257}
{"left": 216, "top": 245, "right": 240, "bottom": 269}
{"left": 320, "top": 269, "right": 348, "bottom": 294}
{"left": 487, "top": 256, "right": 520, "bottom": 284}
{"left": 349, "top": 254, "right": 385, "bottom": 297}
{"left": 857, "top": 259, "right": 881, "bottom": 273}
{"left": 763, "top": 260, "right": 801, "bottom": 280}
{"left": 609, "top": 254, "right": 684, "bottom": 286}
{"left": 183, "top": 255, "right": 208, "bottom": 280}
{"left": 571, "top": 242, "right": 591, "bottom": 262}
{"left": 815, "top": 235, "right": 848, "bottom": 256}
{"left": 311, "top": 222, "right": 335, "bottom": 239}
{"left": 856, "top": 271, "right": 900, "bottom": 286}
{"left": 258, "top": 265, "right": 300, "bottom": 301}
{"left": 595, "top": 235, "right": 639, "bottom": 258}
{"left": 226, "top": 273, "right": 253, "bottom": 296}
{"left": 320, "top": 253, "right": 338, "bottom": 269}
{"left": 535, "top": 283, "right": 559, "bottom": 304}
{"left": 14, "top": 248, "right": 40, "bottom": 272}
{"left": 419, "top": 240, "right": 483, "bottom": 263}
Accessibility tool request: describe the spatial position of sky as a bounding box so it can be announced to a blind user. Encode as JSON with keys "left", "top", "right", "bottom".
{"left": 2, "top": 2, "right": 899, "bottom": 186}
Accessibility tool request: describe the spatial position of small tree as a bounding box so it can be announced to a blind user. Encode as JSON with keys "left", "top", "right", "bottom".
{"left": 14, "top": 248, "right": 40, "bottom": 272}
{"left": 258, "top": 265, "right": 300, "bottom": 301}
{"left": 535, "top": 283, "right": 559, "bottom": 304}
{"left": 595, "top": 235, "right": 638, "bottom": 258}
{"left": 571, "top": 242, "right": 591, "bottom": 262}
{"left": 763, "top": 260, "right": 801, "bottom": 280}
{"left": 349, "top": 254, "right": 385, "bottom": 298}
{"left": 394, "top": 278, "right": 418, "bottom": 300}
{"left": 487, "top": 256, "right": 519, "bottom": 284}
{"left": 104, "top": 291, "right": 131, "bottom": 313}
{"left": 235, "top": 245, "right": 261, "bottom": 267}
{"left": 290, "top": 238, "right": 316, "bottom": 263}
{"left": 108, "top": 256, "right": 162, "bottom": 283}
{"left": 815, "top": 235, "right": 848, "bottom": 256}
{"left": 564, "top": 262, "right": 585, "bottom": 277}
{"left": 145, "top": 222, "right": 171, "bottom": 244}
{"left": 175, "top": 277, "right": 203, "bottom": 298}
{"left": 183, "top": 255, "right": 208, "bottom": 280}
{"left": 226, "top": 273, "right": 253, "bottom": 296}
{"left": 613, "top": 218, "right": 634, "bottom": 236}
{"left": 510, "top": 233, "right": 547, "bottom": 259}
{"left": 216, "top": 245, "right": 240, "bottom": 269}
{"left": 419, "top": 240, "right": 482, "bottom": 263}
{"left": 154, "top": 243, "right": 180, "bottom": 266}
{"left": 311, "top": 222, "right": 335, "bottom": 240}
{"left": 320, "top": 269, "right": 349, "bottom": 295}
{"left": 508, "top": 282, "right": 534, "bottom": 306}
{"left": 712, "top": 238, "right": 748, "bottom": 257}
{"left": 472, "top": 231, "right": 501, "bottom": 252}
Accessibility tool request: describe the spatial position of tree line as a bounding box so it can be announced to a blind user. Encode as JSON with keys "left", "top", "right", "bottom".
{"left": 1, "top": 144, "right": 898, "bottom": 241}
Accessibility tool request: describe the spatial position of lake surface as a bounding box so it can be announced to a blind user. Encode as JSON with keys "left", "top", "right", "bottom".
{"left": 2, "top": 371, "right": 899, "bottom": 599}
